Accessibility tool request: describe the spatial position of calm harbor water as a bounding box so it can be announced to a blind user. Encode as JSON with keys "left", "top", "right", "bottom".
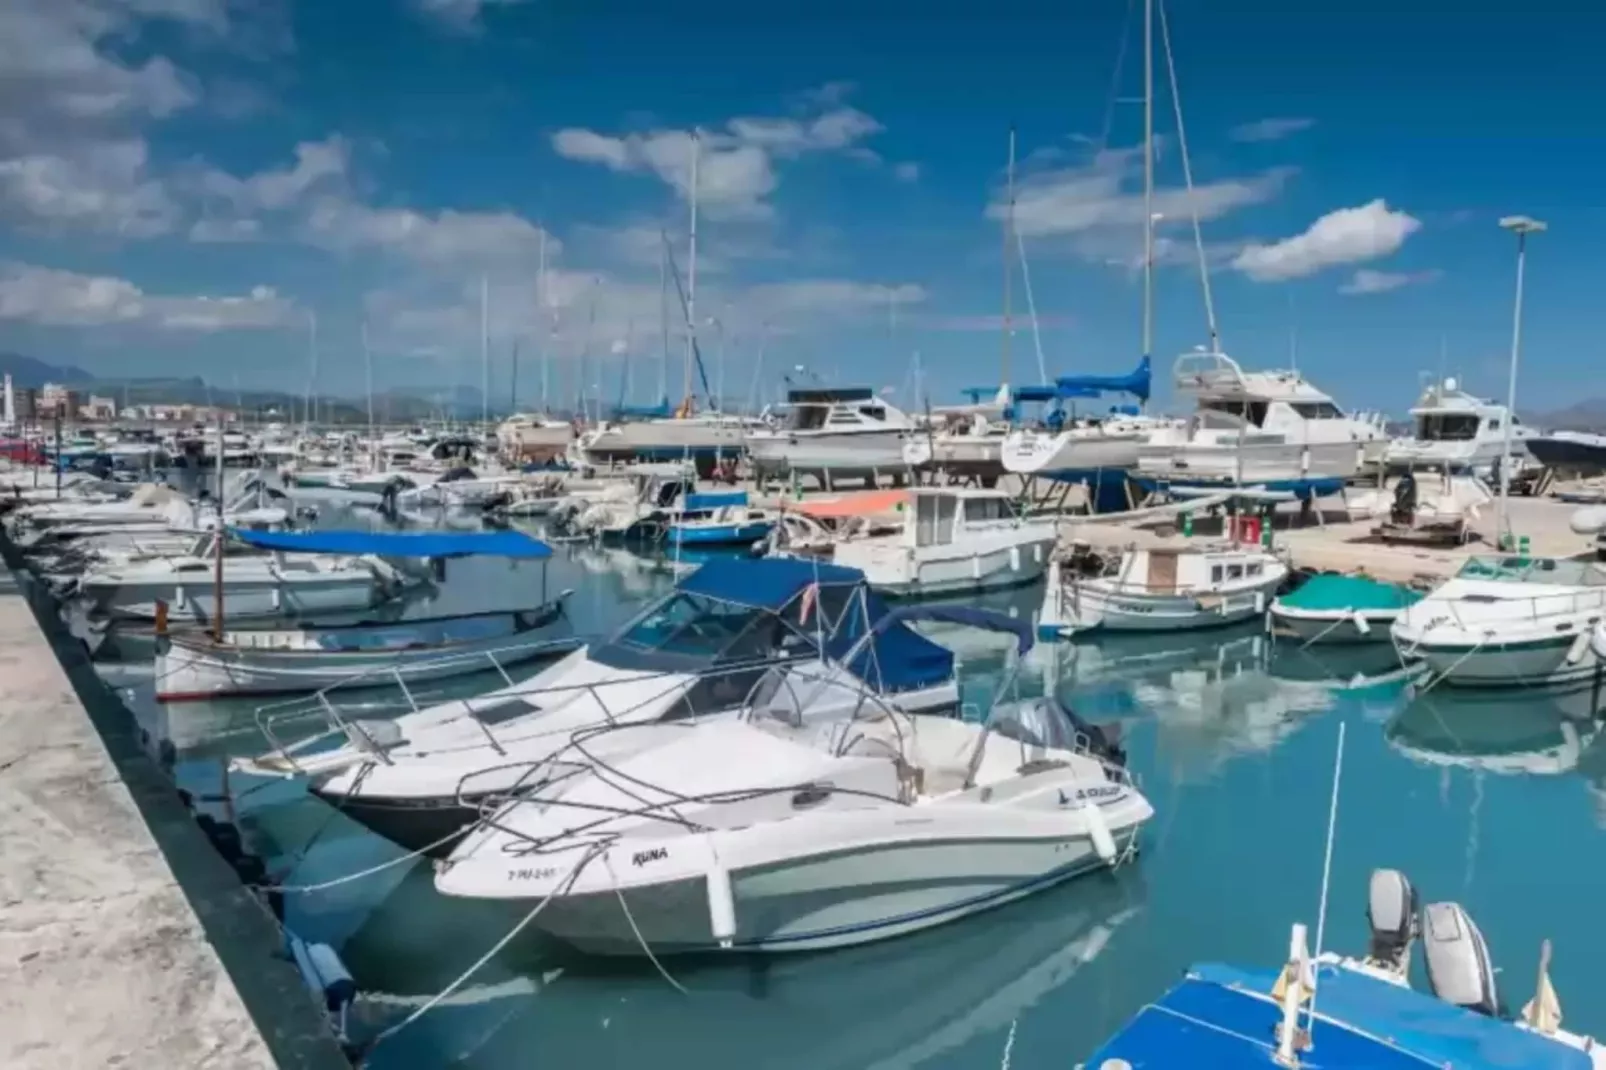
{"left": 102, "top": 504, "right": 1606, "bottom": 1068}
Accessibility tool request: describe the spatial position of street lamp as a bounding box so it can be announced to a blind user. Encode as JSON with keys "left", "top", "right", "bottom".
{"left": 1496, "top": 214, "right": 1546, "bottom": 548}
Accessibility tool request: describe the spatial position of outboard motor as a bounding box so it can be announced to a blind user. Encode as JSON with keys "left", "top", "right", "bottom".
{"left": 1365, "top": 868, "right": 1418, "bottom": 971}
{"left": 1391, "top": 472, "right": 1418, "bottom": 525}
{"left": 378, "top": 478, "right": 402, "bottom": 520}
{"left": 1421, "top": 901, "right": 1500, "bottom": 1017}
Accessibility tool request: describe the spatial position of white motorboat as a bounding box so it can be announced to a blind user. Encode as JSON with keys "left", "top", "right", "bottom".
{"left": 1384, "top": 377, "right": 1534, "bottom": 477}
{"left": 497, "top": 412, "right": 575, "bottom": 464}
{"left": 1392, "top": 555, "right": 1606, "bottom": 688}
{"left": 1268, "top": 573, "right": 1424, "bottom": 645}
{"left": 811, "top": 487, "right": 1057, "bottom": 598}
{"left": 903, "top": 402, "right": 1010, "bottom": 483}
{"left": 1002, "top": 414, "right": 1171, "bottom": 484}
{"left": 1136, "top": 351, "right": 1387, "bottom": 484}
{"left": 434, "top": 612, "right": 1150, "bottom": 955}
{"left": 565, "top": 462, "right": 696, "bottom": 541}
{"left": 232, "top": 557, "right": 965, "bottom": 855}
{"left": 1038, "top": 541, "right": 1288, "bottom": 637}
{"left": 1346, "top": 468, "right": 1493, "bottom": 542}
{"left": 1528, "top": 430, "right": 1606, "bottom": 477}
{"left": 746, "top": 386, "right": 915, "bottom": 488}
{"left": 574, "top": 412, "right": 754, "bottom": 472}
{"left": 152, "top": 529, "right": 574, "bottom": 701}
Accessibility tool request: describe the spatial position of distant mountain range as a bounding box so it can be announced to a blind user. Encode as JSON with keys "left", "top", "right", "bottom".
{"left": 0, "top": 352, "right": 496, "bottom": 423}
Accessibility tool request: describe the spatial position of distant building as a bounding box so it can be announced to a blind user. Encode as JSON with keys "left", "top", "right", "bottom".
{"left": 83, "top": 395, "right": 117, "bottom": 422}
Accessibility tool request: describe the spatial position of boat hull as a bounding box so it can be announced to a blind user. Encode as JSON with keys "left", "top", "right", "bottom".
{"left": 1136, "top": 439, "right": 1372, "bottom": 482}
{"left": 1043, "top": 575, "right": 1283, "bottom": 635}
{"left": 517, "top": 833, "right": 1137, "bottom": 955}
{"left": 309, "top": 786, "right": 488, "bottom": 857}
{"left": 153, "top": 605, "right": 575, "bottom": 702}
{"left": 746, "top": 430, "right": 910, "bottom": 481}
{"left": 1409, "top": 634, "right": 1604, "bottom": 688}
{"left": 844, "top": 535, "right": 1056, "bottom": 599}
{"left": 83, "top": 575, "right": 382, "bottom": 616}
{"left": 1002, "top": 430, "right": 1143, "bottom": 480}
{"left": 1268, "top": 606, "right": 1401, "bottom": 644}
{"left": 667, "top": 522, "right": 774, "bottom": 547}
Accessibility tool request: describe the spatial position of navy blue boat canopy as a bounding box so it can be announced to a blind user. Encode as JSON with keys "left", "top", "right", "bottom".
{"left": 675, "top": 556, "right": 867, "bottom": 610}
{"left": 228, "top": 527, "right": 554, "bottom": 560}
{"left": 871, "top": 603, "right": 1034, "bottom": 656}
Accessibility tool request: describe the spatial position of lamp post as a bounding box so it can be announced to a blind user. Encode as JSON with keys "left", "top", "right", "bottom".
{"left": 1496, "top": 214, "right": 1546, "bottom": 548}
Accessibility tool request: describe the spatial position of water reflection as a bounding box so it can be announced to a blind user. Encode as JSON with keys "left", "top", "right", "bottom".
{"left": 1387, "top": 684, "right": 1606, "bottom": 777}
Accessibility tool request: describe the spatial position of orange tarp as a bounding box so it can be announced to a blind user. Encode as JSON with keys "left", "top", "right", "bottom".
{"left": 789, "top": 489, "right": 909, "bottom": 520}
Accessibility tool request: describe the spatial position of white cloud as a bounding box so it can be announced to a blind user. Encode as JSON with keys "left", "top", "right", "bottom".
{"left": 410, "top": 0, "right": 533, "bottom": 30}
{"left": 304, "top": 198, "right": 558, "bottom": 265}
{"left": 1339, "top": 268, "right": 1441, "bottom": 295}
{"left": 550, "top": 88, "right": 886, "bottom": 218}
{"left": 0, "top": 139, "right": 179, "bottom": 236}
{"left": 1233, "top": 200, "right": 1421, "bottom": 282}
{"left": 199, "top": 136, "right": 350, "bottom": 213}
{"left": 893, "top": 162, "right": 921, "bottom": 183}
{"left": 0, "top": 262, "right": 297, "bottom": 331}
{"left": 1229, "top": 117, "right": 1315, "bottom": 143}
{"left": 190, "top": 215, "right": 263, "bottom": 243}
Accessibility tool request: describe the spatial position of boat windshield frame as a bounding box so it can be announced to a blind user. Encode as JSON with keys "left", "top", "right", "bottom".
{"left": 1454, "top": 555, "right": 1606, "bottom": 587}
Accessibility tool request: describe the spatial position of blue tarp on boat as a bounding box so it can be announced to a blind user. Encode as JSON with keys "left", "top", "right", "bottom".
{"left": 1088, "top": 960, "right": 1591, "bottom": 1069}
{"left": 682, "top": 491, "right": 748, "bottom": 511}
{"left": 228, "top": 527, "right": 554, "bottom": 559}
{"left": 676, "top": 557, "right": 866, "bottom": 610}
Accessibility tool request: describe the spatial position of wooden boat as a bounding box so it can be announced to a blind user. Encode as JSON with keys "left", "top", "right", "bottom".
{"left": 1269, "top": 573, "right": 1422, "bottom": 644}
{"left": 153, "top": 597, "right": 576, "bottom": 702}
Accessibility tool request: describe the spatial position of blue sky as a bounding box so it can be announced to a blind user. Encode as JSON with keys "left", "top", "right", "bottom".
{"left": 0, "top": 0, "right": 1599, "bottom": 415}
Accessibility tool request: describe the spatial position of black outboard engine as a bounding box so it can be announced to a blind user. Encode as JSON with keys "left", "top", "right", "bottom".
{"left": 1060, "top": 698, "right": 1128, "bottom": 768}
{"left": 1391, "top": 472, "right": 1418, "bottom": 525}
{"left": 1366, "top": 868, "right": 1418, "bottom": 971}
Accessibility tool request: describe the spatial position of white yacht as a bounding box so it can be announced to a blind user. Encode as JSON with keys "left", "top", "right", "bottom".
{"left": 496, "top": 412, "right": 574, "bottom": 464}
{"left": 806, "top": 487, "right": 1057, "bottom": 598}
{"left": 1392, "top": 555, "right": 1606, "bottom": 688}
{"left": 747, "top": 387, "right": 915, "bottom": 488}
{"left": 573, "top": 411, "right": 755, "bottom": 473}
{"left": 433, "top": 620, "right": 1150, "bottom": 955}
{"left": 1137, "top": 351, "right": 1386, "bottom": 484}
{"left": 1002, "top": 412, "right": 1170, "bottom": 483}
{"left": 1385, "top": 378, "right": 1533, "bottom": 476}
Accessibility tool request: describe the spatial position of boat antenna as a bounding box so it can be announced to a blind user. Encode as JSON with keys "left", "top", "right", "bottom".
{"left": 1304, "top": 719, "right": 1347, "bottom": 1049}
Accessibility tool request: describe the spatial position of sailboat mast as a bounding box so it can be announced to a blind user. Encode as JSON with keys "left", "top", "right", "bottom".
{"left": 361, "top": 320, "right": 374, "bottom": 440}
{"left": 684, "top": 131, "right": 700, "bottom": 410}
{"left": 479, "top": 274, "right": 490, "bottom": 428}
{"left": 659, "top": 236, "right": 670, "bottom": 404}
{"left": 1002, "top": 126, "right": 1016, "bottom": 389}
{"left": 1142, "top": 0, "right": 1155, "bottom": 369}
{"left": 536, "top": 227, "right": 548, "bottom": 412}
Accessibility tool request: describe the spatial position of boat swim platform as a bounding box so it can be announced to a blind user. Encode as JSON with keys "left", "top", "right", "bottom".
{"left": 0, "top": 543, "right": 347, "bottom": 1068}
{"left": 1053, "top": 493, "right": 1598, "bottom": 585}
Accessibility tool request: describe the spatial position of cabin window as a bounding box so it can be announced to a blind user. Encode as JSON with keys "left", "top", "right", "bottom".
{"left": 858, "top": 406, "right": 885, "bottom": 421}
{"left": 791, "top": 406, "right": 830, "bottom": 431}
{"left": 916, "top": 494, "right": 958, "bottom": 547}
{"left": 1227, "top": 564, "right": 1244, "bottom": 580}
{"left": 1201, "top": 399, "right": 1270, "bottom": 427}
{"left": 963, "top": 497, "right": 1009, "bottom": 523}
{"left": 1486, "top": 418, "right": 1502, "bottom": 431}
{"left": 1247, "top": 563, "right": 1262, "bottom": 576}
{"left": 1289, "top": 401, "right": 1345, "bottom": 419}
{"left": 1210, "top": 565, "right": 1224, "bottom": 583}
{"left": 1416, "top": 413, "right": 1479, "bottom": 441}
{"left": 826, "top": 411, "right": 861, "bottom": 425}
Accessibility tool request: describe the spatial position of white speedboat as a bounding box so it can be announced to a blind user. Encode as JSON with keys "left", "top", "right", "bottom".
{"left": 434, "top": 616, "right": 1150, "bottom": 955}
{"left": 566, "top": 462, "right": 696, "bottom": 541}
{"left": 1385, "top": 377, "right": 1534, "bottom": 477}
{"left": 1136, "top": 351, "right": 1386, "bottom": 484}
{"left": 1268, "top": 574, "right": 1423, "bottom": 645}
{"left": 814, "top": 487, "right": 1057, "bottom": 598}
{"left": 746, "top": 386, "right": 915, "bottom": 488}
{"left": 1001, "top": 414, "right": 1168, "bottom": 484}
{"left": 575, "top": 411, "right": 754, "bottom": 472}
{"left": 1038, "top": 541, "right": 1287, "bottom": 637}
{"left": 1392, "top": 555, "right": 1606, "bottom": 687}
{"left": 497, "top": 412, "right": 575, "bottom": 464}
{"left": 233, "top": 557, "right": 964, "bottom": 855}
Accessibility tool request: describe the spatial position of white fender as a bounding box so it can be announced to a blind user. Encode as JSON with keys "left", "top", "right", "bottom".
{"left": 1565, "top": 629, "right": 1590, "bottom": 665}
{"left": 706, "top": 863, "right": 737, "bottom": 949}
{"left": 1083, "top": 800, "right": 1118, "bottom": 863}
{"left": 1352, "top": 611, "right": 1373, "bottom": 636}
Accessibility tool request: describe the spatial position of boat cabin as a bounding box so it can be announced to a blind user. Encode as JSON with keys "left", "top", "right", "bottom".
{"left": 1107, "top": 546, "right": 1276, "bottom": 595}
{"left": 779, "top": 387, "right": 906, "bottom": 433}
{"left": 904, "top": 488, "right": 1023, "bottom": 548}
{"left": 1172, "top": 350, "right": 1376, "bottom": 444}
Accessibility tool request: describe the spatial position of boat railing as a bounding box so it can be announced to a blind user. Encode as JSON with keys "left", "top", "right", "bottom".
{"left": 250, "top": 635, "right": 590, "bottom": 772}
{"left": 1443, "top": 586, "right": 1606, "bottom": 630}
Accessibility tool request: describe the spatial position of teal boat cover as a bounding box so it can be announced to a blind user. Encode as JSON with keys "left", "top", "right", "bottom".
{"left": 1280, "top": 573, "right": 1421, "bottom": 613}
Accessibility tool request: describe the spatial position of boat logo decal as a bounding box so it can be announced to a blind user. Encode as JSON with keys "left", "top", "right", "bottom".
{"left": 1059, "top": 784, "right": 1123, "bottom": 805}
{"left": 632, "top": 847, "right": 669, "bottom": 867}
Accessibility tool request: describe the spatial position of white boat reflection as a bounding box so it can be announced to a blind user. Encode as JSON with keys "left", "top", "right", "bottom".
{"left": 1386, "top": 686, "right": 1606, "bottom": 777}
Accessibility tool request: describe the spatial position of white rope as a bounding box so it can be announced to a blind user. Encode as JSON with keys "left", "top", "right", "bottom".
{"left": 999, "top": 1018, "right": 1018, "bottom": 1070}
{"left": 273, "top": 822, "right": 465, "bottom": 894}
{"left": 604, "top": 854, "right": 690, "bottom": 995}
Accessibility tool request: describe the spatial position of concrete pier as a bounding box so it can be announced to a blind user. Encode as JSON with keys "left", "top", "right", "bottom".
{"left": 0, "top": 560, "right": 347, "bottom": 1069}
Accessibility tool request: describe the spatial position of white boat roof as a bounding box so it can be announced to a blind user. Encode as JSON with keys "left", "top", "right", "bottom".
{"left": 1172, "top": 350, "right": 1338, "bottom": 404}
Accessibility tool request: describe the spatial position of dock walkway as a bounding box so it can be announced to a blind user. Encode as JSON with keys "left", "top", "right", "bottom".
{"left": 0, "top": 559, "right": 345, "bottom": 1069}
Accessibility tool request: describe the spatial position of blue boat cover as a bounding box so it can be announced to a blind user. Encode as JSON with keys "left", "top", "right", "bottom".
{"left": 1088, "top": 960, "right": 1591, "bottom": 1069}
{"left": 228, "top": 527, "right": 554, "bottom": 559}
{"left": 683, "top": 490, "right": 748, "bottom": 510}
{"left": 676, "top": 557, "right": 866, "bottom": 610}
{"left": 874, "top": 604, "right": 1034, "bottom": 656}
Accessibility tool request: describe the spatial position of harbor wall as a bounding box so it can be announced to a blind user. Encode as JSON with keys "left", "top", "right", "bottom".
{"left": 0, "top": 541, "right": 348, "bottom": 1070}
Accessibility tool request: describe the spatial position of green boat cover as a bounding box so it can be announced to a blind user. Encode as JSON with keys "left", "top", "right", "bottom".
{"left": 1278, "top": 573, "right": 1422, "bottom": 613}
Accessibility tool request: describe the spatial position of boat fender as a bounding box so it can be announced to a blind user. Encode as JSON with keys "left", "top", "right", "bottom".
{"left": 1565, "top": 629, "right": 1589, "bottom": 665}
{"left": 1352, "top": 610, "right": 1373, "bottom": 636}
{"left": 706, "top": 863, "right": 737, "bottom": 949}
{"left": 306, "top": 942, "right": 357, "bottom": 1013}
{"left": 1254, "top": 591, "right": 1266, "bottom": 615}
{"left": 1083, "top": 799, "right": 1118, "bottom": 863}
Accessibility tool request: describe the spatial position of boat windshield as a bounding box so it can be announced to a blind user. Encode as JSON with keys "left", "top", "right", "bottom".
{"left": 1455, "top": 556, "right": 1606, "bottom": 586}
{"left": 593, "top": 591, "right": 810, "bottom": 671}
{"left": 1417, "top": 413, "right": 1480, "bottom": 441}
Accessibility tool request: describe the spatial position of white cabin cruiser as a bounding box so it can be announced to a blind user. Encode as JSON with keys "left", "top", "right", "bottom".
{"left": 1137, "top": 351, "right": 1386, "bottom": 484}
{"left": 434, "top": 608, "right": 1149, "bottom": 955}
{"left": 747, "top": 387, "right": 915, "bottom": 488}
{"left": 232, "top": 558, "right": 963, "bottom": 855}
{"left": 799, "top": 487, "right": 1057, "bottom": 598}
{"left": 1002, "top": 413, "right": 1171, "bottom": 484}
{"left": 497, "top": 412, "right": 575, "bottom": 464}
{"left": 1392, "top": 555, "right": 1606, "bottom": 688}
{"left": 1038, "top": 541, "right": 1288, "bottom": 637}
{"left": 575, "top": 410, "right": 755, "bottom": 473}
{"left": 1385, "top": 377, "right": 1533, "bottom": 477}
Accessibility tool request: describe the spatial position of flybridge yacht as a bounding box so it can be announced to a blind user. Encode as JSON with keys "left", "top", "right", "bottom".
{"left": 1137, "top": 351, "right": 1387, "bottom": 485}
{"left": 233, "top": 558, "right": 962, "bottom": 855}
{"left": 747, "top": 387, "right": 916, "bottom": 487}
{"left": 1385, "top": 377, "right": 1534, "bottom": 475}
